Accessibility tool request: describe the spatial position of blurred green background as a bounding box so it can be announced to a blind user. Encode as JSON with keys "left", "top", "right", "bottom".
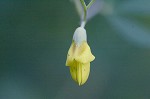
{"left": 0, "top": 0, "right": 150, "bottom": 99}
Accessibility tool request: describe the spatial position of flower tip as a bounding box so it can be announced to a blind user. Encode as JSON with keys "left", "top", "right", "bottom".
{"left": 78, "top": 82, "right": 83, "bottom": 86}
{"left": 78, "top": 82, "right": 81, "bottom": 86}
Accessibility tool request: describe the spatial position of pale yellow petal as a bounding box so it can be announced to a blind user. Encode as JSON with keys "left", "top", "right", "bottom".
{"left": 80, "top": 63, "right": 90, "bottom": 85}
{"left": 69, "top": 61, "right": 90, "bottom": 86}
{"left": 69, "top": 61, "right": 77, "bottom": 82}
{"left": 76, "top": 62, "right": 82, "bottom": 85}
{"left": 75, "top": 41, "right": 95, "bottom": 64}
{"left": 66, "top": 42, "right": 76, "bottom": 66}
{"left": 66, "top": 41, "right": 95, "bottom": 66}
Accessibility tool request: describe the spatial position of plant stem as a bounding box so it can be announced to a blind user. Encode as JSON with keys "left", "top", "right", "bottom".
{"left": 87, "top": 0, "right": 96, "bottom": 9}
{"left": 80, "top": 0, "right": 87, "bottom": 22}
{"left": 80, "top": 0, "right": 96, "bottom": 27}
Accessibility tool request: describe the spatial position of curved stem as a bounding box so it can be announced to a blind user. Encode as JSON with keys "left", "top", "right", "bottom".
{"left": 80, "top": 0, "right": 96, "bottom": 27}
{"left": 87, "top": 0, "right": 96, "bottom": 9}
{"left": 80, "top": 0, "right": 87, "bottom": 22}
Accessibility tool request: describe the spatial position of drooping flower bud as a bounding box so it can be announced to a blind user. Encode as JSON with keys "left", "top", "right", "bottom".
{"left": 66, "top": 27, "right": 95, "bottom": 86}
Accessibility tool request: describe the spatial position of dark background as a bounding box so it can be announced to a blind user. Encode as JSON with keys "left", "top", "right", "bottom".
{"left": 0, "top": 0, "right": 150, "bottom": 99}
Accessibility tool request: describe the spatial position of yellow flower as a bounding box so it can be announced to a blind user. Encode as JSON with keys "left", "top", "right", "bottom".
{"left": 66, "top": 27, "right": 95, "bottom": 86}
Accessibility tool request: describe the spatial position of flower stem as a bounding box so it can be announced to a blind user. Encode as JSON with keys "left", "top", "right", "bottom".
{"left": 80, "top": 0, "right": 96, "bottom": 27}
{"left": 80, "top": 0, "right": 87, "bottom": 23}
{"left": 87, "top": 0, "right": 96, "bottom": 9}
{"left": 81, "top": 21, "right": 86, "bottom": 28}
